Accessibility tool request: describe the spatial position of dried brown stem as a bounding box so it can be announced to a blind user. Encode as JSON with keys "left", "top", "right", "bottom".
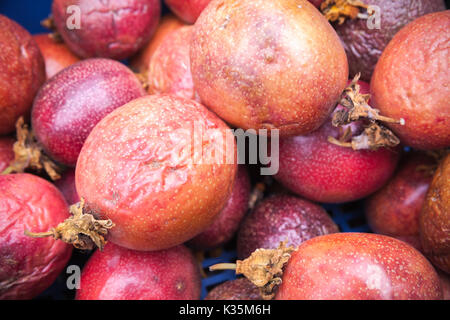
{"left": 320, "top": 0, "right": 369, "bottom": 24}
{"left": 41, "top": 16, "right": 63, "bottom": 43}
{"left": 209, "top": 241, "right": 295, "bottom": 300}
{"left": 333, "top": 74, "right": 405, "bottom": 127}
{"left": 329, "top": 122, "right": 401, "bottom": 150}
{"left": 24, "top": 199, "right": 115, "bottom": 251}
{"left": 248, "top": 182, "right": 266, "bottom": 211}
{"left": 1, "top": 117, "right": 62, "bottom": 180}
{"left": 135, "top": 71, "right": 149, "bottom": 92}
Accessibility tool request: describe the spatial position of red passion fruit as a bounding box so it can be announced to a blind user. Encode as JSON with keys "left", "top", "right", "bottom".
{"left": 276, "top": 233, "right": 443, "bottom": 300}
{"left": 0, "top": 173, "right": 72, "bottom": 299}
{"left": 32, "top": 58, "right": 146, "bottom": 166}
{"left": 75, "top": 94, "right": 237, "bottom": 251}
{"left": 371, "top": 11, "right": 450, "bottom": 150}
{"left": 52, "top": 0, "right": 161, "bottom": 60}
{"left": 76, "top": 243, "right": 201, "bottom": 300}
{"left": 0, "top": 15, "right": 45, "bottom": 136}
{"left": 190, "top": 0, "right": 348, "bottom": 136}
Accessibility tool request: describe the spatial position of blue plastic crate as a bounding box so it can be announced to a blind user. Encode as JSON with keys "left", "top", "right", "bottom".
{"left": 1, "top": 0, "right": 371, "bottom": 300}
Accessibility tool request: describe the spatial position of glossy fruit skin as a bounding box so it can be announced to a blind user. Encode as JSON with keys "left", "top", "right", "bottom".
{"left": 274, "top": 81, "right": 400, "bottom": 203}
{"left": 371, "top": 11, "right": 450, "bottom": 150}
{"left": 0, "top": 173, "right": 72, "bottom": 300}
{"left": 76, "top": 243, "right": 201, "bottom": 300}
{"left": 32, "top": 58, "right": 145, "bottom": 166}
{"left": 335, "top": 0, "right": 445, "bottom": 81}
{"left": 52, "top": 0, "right": 161, "bottom": 60}
{"left": 164, "top": 0, "right": 211, "bottom": 24}
{"left": 190, "top": 0, "right": 348, "bottom": 137}
{"left": 188, "top": 165, "right": 250, "bottom": 250}
{"left": 130, "top": 14, "right": 185, "bottom": 73}
{"left": 76, "top": 94, "right": 237, "bottom": 251}
{"left": 365, "top": 153, "right": 434, "bottom": 242}
{"left": 0, "top": 15, "right": 45, "bottom": 136}
{"left": 148, "top": 26, "right": 198, "bottom": 100}
{"left": 420, "top": 154, "right": 450, "bottom": 274}
{"left": 205, "top": 278, "right": 261, "bottom": 300}
{"left": 237, "top": 194, "right": 338, "bottom": 259}
{"left": 54, "top": 169, "right": 80, "bottom": 205}
{"left": 33, "top": 34, "right": 80, "bottom": 79}
{"left": 0, "top": 137, "right": 14, "bottom": 172}
{"left": 276, "top": 233, "right": 442, "bottom": 300}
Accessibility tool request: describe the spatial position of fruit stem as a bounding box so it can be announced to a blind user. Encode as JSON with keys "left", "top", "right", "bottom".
{"left": 320, "top": 0, "right": 369, "bottom": 24}
{"left": 1, "top": 167, "right": 13, "bottom": 175}
{"left": 209, "top": 263, "right": 237, "bottom": 271}
{"left": 327, "top": 136, "right": 352, "bottom": 148}
{"left": 24, "top": 199, "right": 115, "bottom": 251}
{"left": 24, "top": 230, "right": 55, "bottom": 238}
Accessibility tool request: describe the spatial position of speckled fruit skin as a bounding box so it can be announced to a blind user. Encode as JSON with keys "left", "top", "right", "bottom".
{"left": 276, "top": 233, "right": 443, "bottom": 300}
{"left": 130, "top": 14, "right": 185, "bottom": 73}
{"left": 365, "top": 153, "right": 434, "bottom": 243}
{"left": 420, "top": 154, "right": 450, "bottom": 274}
{"left": 0, "top": 15, "right": 45, "bottom": 136}
{"left": 188, "top": 165, "right": 250, "bottom": 250}
{"left": 76, "top": 243, "right": 201, "bottom": 300}
{"left": 54, "top": 169, "right": 80, "bottom": 205}
{"left": 190, "top": 0, "right": 348, "bottom": 137}
{"left": 335, "top": 0, "right": 445, "bottom": 81}
{"left": 165, "top": 0, "right": 211, "bottom": 24}
{"left": 148, "top": 26, "right": 198, "bottom": 100}
{"left": 237, "top": 194, "right": 338, "bottom": 259}
{"left": 274, "top": 81, "right": 400, "bottom": 203}
{"left": 0, "top": 173, "right": 72, "bottom": 300}
{"left": 371, "top": 11, "right": 450, "bottom": 150}
{"left": 76, "top": 94, "right": 237, "bottom": 251}
{"left": 33, "top": 34, "right": 80, "bottom": 79}
{"left": 32, "top": 58, "right": 145, "bottom": 166}
{"left": 0, "top": 137, "right": 14, "bottom": 172}
{"left": 205, "top": 278, "right": 261, "bottom": 300}
{"left": 52, "top": 0, "right": 161, "bottom": 60}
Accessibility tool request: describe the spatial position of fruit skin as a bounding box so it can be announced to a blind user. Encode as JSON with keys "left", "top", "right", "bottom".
{"left": 130, "top": 14, "right": 185, "bottom": 73}
{"left": 190, "top": 0, "right": 348, "bottom": 137}
{"left": 0, "top": 173, "right": 72, "bottom": 300}
{"left": 276, "top": 233, "right": 442, "bottom": 300}
{"left": 76, "top": 243, "right": 201, "bottom": 300}
{"left": 54, "top": 169, "right": 80, "bottom": 205}
{"left": 335, "top": 0, "right": 445, "bottom": 81}
{"left": 188, "top": 165, "right": 250, "bottom": 250}
{"left": 164, "top": 0, "right": 211, "bottom": 24}
{"left": 76, "top": 94, "right": 237, "bottom": 251}
{"left": 205, "top": 278, "right": 261, "bottom": 300}
{"left": 274, "top": 81, "right": 400, "bottom": 203}
{"left": 308, "top": 0, "right": 324, "bottom": 7}
{"left": 0, "top": 15, "right": 45, "bottom": 136}
{"left": 52, "top": 0, "right": 161, "bottom": 60}
{"left": 371, "top": 11, "right": 450, "bottom": 150}
{"left": 439, "top": 271, "right": 450, "bottom": 300}
{"left": 148, "top": 26, "right": 198, "bottom": 100}
{"left": 365, "top": 153, "right": 434, "bottom": 242}
{"left": 33, "top": 34, "right": 80, "bottom": 79}
{"left": 420, "top": 154, "right": 450, "bottom": 274}
{"left": 0, "top": 137, "right": 14, "bottom": 172}
{"left": 32, "top": 58, "right": 145, "bottom": 166}
{"left": 237, "top": 194, "right": 338, "bottom": 259}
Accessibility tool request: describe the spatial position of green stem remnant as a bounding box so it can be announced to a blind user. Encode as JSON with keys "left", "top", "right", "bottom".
{"left": 209, "top": 241, "right": 295, "bottom": 300}
{"left": 25, "top": 199, "right": 115, "bottom": 251}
